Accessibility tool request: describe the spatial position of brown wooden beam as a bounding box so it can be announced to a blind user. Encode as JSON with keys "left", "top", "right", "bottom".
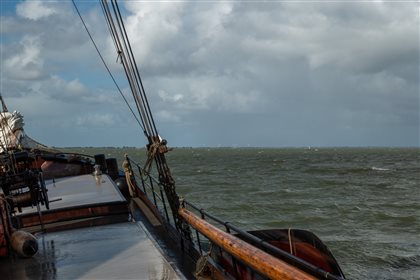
{"left": 16, "top": 202, "right": 128, "bottom": 228}
{"left": 178, "top": 208, "right": 316, "bottom": 280}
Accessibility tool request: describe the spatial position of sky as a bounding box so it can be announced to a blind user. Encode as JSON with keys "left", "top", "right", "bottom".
{"left": 0, "top": 0, "right": 419, "bottom": 148}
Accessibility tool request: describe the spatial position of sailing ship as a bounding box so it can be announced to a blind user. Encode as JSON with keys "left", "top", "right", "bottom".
{"left": 0, "top": 1, "right": 345, "bottom": 279}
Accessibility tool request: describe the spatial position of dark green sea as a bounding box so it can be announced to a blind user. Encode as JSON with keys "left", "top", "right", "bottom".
{"left": 64, "top": 147, "right": 420, "bottom": 280}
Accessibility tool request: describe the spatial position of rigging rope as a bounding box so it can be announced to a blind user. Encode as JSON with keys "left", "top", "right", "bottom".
{"left": 100, "top": 0, "right": 186, "bottom": 232}
{"left": 0, "top": 99, "right": 20, "bottom": 175}
{"left": 75, "top": 0, "right": 185, "bottom": 234}
{"left": 0, "top": 94, "right": 8, "bottom": 113}
{"left": 100, "top": 0, "right": 159, "bottom": 139}
{"left": 71, "top": 0, "right": 146, "bottom": 136}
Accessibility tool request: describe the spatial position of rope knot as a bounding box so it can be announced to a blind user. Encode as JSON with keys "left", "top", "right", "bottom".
{"left": 142, "top": 137, "right": 172, "bottom": 176}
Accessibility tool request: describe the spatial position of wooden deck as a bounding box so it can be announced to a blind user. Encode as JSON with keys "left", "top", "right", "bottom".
{"left": 1, "top": 174, "right": 186, "bottom": 279}
{"left": 14, "top": 174, "right": 129, "bottom": 231}
{"left": 0, "top": 222, "right": 184, "bottom": 279}
{"left": 20, "top": 174, "right": 126, "bottom": 215}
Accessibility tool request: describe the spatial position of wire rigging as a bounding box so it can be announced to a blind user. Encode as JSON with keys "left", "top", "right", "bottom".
{"left": 70, "top": 0, "right": 146, "bottom": 135}
{"left": 74, "top": 0, "right": 184, "bottom": 233}
{"left": 99, "top": 0, "right": 186, "bottom": 232}
{"left": 113, "top": 1, "right": 158, "bottom": 137}
{"left": 100, "top": 0, "right": 160, "bottom": 141}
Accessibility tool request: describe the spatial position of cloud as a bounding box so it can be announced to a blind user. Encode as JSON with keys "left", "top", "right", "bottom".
{"left": 158, "top": 89, "right": 183, "bottom": 103}
{"left": 76, "top": 113, "right": 117, "bottom": 126}
{"left": 4, "top": 35, "right": 46, "bottom": 80}
{"left": 113, "top": 1, "right": 419, "bottom": 146}
{"left": 0, "top": 1, "right": 418, "bottom": 147}
{"left": 16, "top": 0, "right": 58, "bottom": 21}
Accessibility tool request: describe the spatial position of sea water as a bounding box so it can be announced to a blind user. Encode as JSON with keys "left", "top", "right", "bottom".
{"left": 68, "top": 147, "right": 420, "bottom": 280}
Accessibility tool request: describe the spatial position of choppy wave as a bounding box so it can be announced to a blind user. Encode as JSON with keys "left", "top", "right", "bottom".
{"left": 371, "top": 166, "right": 392, "bottom": 171}
{"left": 387, "top": 254, "right": 420, "bottom": 270}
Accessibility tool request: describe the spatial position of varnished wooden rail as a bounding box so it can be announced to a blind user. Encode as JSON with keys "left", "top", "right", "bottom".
{"left": 178, "top": 207, "right": 317, "bottom": 280}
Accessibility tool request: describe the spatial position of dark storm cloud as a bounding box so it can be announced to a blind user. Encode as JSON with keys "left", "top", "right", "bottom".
{"left": 141, "top": 1, "right": 418, "bottom": 147}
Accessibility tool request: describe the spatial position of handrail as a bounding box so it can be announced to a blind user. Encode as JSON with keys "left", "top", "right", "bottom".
{"left": 125, "top": 155, "right": 175, "bottom": 225}
{"left": 183, "top": 201, "right": 344, "bottom": 280}
{"left": 179, "top": 207, "right": 317, "bottom": 280}
{"left": 124, "top": 155, "right": 344, "bottom": 280}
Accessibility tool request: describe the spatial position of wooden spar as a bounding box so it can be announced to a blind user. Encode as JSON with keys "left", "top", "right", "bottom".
{"left": 178, "top": 208, "right": 317, "bottom": 280}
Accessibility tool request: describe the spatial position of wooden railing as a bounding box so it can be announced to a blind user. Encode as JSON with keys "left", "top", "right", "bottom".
{"left": 124, "top": 155, "right": 344, "bottom": 280}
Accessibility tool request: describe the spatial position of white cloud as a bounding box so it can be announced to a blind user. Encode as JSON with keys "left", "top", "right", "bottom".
{"left": 158, "top": 90, "right": 183, "bottom": 103}
{"left": 1, "top": 1, "right": 418, "bottom": 147}
{"left": 16, "top": 0, "right": 58, "bottom": 21}
{"left": 124, "top": 2, "right": 185, "bottom": 69}
{"left": 76, "top": 113, "right": 116, "bottom": 126}
{"left": 4, "top": 35, "right": 45, "bottom": 80}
